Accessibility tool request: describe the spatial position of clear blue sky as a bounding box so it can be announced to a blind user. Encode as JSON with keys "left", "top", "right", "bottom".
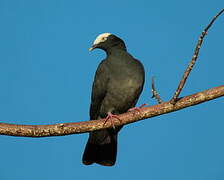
{"left": 0, "top": 1, "right": 223, "bottom": 180}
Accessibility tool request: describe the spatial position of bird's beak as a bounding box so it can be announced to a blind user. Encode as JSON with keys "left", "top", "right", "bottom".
{"left": 89, "top": 47, "right": 94, "bottom": 51}
{"left": 89, "top": 44, "right": 97, "bottom": 51}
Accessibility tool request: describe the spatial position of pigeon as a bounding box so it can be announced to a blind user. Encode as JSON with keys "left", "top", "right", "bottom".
{"left": 82, "top": 33, "right": 145, "bottom": 166}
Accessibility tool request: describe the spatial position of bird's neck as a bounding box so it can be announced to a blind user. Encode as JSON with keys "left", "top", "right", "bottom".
{"left": 105, "top": 44, "right": 127, "bottom": 56}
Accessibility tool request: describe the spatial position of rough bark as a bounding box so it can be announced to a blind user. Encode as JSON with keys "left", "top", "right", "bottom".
{"left": 0, "top": 85, "right": 223, "bottom": 137}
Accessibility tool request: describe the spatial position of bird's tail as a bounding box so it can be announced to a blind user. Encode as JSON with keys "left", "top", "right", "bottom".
{"left": 82, "top": 130, "right": 117, "bottom": 166}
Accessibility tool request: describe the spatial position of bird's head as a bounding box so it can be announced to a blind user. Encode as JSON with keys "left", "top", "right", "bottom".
{"left": 89, "top": 33, "right": 126, "bottom": 52}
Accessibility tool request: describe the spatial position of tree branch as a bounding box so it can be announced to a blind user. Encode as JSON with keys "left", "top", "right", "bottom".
{"left": 170, "top": 8, "right": 224, "bottom": 104}
{"left": 0, "top": 85, "right": 223, "bottom": 137}
{"left": 151, "top": 77, "right": 163, "bottom": 104}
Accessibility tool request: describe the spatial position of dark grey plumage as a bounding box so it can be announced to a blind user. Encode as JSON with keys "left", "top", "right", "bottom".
{"left": 82, "top": 33, "right": 145, "bottom": 166}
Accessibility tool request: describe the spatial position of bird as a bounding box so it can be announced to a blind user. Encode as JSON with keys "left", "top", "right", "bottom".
{"left": 82, "top": 33, "right": 145, "bottom": 166}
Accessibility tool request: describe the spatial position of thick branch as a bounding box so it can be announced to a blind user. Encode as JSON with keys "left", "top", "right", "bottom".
{"left": 0, "top": 85, "right": 223, "bottom": 137}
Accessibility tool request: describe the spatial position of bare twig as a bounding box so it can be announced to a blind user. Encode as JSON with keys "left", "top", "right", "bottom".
{"left": 170, "top": 9, "right": 224, "bottom": 104}
{"left": 0, "top": 85, "right": 223, "bottom": 137}
{"left": 151, "top": 77, "right": 163, "bottom": 104}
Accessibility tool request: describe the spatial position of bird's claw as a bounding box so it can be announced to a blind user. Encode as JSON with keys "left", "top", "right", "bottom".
{"left": 103, "top": 112, "right": 121, "bottom": 129}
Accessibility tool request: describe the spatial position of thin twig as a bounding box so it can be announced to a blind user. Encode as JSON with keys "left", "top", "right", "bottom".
{"left": 151, "top": 77, "right": 163, "bottom": 104}
{"left": 0, "top": 85, "right": 223, "bottom": 137}
{"left": 170, "top": 9, "right": 224, "bottom": 104}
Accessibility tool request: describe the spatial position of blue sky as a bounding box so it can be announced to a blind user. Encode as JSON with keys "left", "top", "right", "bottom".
{"left": 0, "top": 1, "right": 224, "bottom": 180}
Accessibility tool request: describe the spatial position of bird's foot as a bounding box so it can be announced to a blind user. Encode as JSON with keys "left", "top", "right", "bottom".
{"left": 128, "top": 103, "right": 148, "bottom": 112}
{"left": 103, "top": 112, "right": 121, "bottom": 129}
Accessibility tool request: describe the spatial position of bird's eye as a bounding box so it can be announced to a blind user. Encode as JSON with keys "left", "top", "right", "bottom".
{"left": 102, "top": 37, "right": 106, "bottom": 41}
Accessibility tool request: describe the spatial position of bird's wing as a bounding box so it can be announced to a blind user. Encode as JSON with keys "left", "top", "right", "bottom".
{"left": 131, "top": 59, "right": 145, "bottom": 107}
{"left": 90, "top": 60, "right": 109, "bottom": 120}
